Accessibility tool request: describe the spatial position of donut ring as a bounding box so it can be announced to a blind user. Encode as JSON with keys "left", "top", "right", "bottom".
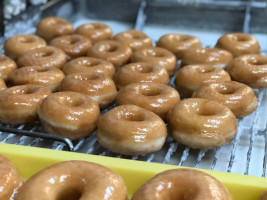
{"left": 8, "top": 66, "right": 65, "bottom": 92}
{"left": 113, "top": 30, "right": 153, "bottom": 50}
{"left": 226, "top": 54, "right": 267, "bottom": 88}
{"left": 36, "top": 17, "right": 74, "bottom": 41}
{"left": 0, "top": 78, "right": 6, "bottom": 91}
{"left": 132, "top": 169, "right": 232, "bottom": 200}
{"left": 175, "top": 64, "right": 231, "bottom": 97}
{"left": 116, "top": 83, "right": 180, "bottom": 119}
{"left": 97, "top": 105, "right": 167, "bottom": 155}
{"left": 49, "top": 34, "right": 91, "bottom": 59}
{"left": 0, "top": 55, "right": 17, "bottom": 81}
{"left": 114, "top": 62, "right": 169, "bottom": 89}
{"left": 181, "top": 48, "right": 233, "bottom": 69}
{"left": 156, "top": 34, "right": 201, "bottom": 59}
{"left": 216, "top": 33, "right": 260, "bottom": 57}
{"left": 17, "top": 46, "right": 67, "bottom": 69}
{"left": 37, "top": 91, "right": 100, "bottom": 139}
{"left": 62, "top": 57, "right": 115, "bottom": 78}
{"left": 131, "top": 47, "right": 177, "bottom": 76}
{"left": 4, "top": 35, "right": 46, "bottom": 60}
{"left": 75, "top": 23, "right": 112, "bottom": 44}
{"left": 0, "top": 85, "right": 51, "bottom": 124}
{"left": 167, "top": 98, "right": 237, "bottom": 149}
{"left": 15, "top": 161, "right": 127, "bottom": 200}
{"left": 192, "top": 81, "right": 258, "bottom": 118}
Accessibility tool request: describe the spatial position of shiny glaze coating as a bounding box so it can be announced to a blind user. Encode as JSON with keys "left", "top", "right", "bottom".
{"left": 0, "top": 55, "right": 17, "bottom": 81}
{"left": 97, "top": 105, "right": 167, "bottom": 155}
{"left": 113, "top": 30, "right": 153, "bottom": 51}
{"left": 15, "top": 161, "right": 127, "bottom": 200}
{"left": 114, "top": 62, "right": 169, "bottom": 89}
{"left": 168, "top": 98, "right": 237, "bottom": 149}
{"left": 131, "top": 46, "right": 177, "bottom": 75}
{"left": 0, "top": 84, "right": 51, "bottom": 124}
{"left": 156, "top": 33, "right": 201, "bottom": 59}
{"left": 216, "top": 33, "right": 260, "bottom": 57}
{"left": 116, "top": 83, "right": 180, "bottom": 119}
{"left": 0, "top": 78, "right": 6, "bottom": 90}
{"left": 36, "top": 17, "right": 74, "bottom": 41}
{"left": 4, "top": 34, "right": 46, "bottom": 60}
{"left": 181, "top": 48, "right": 233, "bottom": 69}
{"left": 0, "top": 154, "right": 23, "bottom": 200}
{"left": 8, "top": 66, "right": 65, "bottom": 92}
{"left": 63, "top": 57, "right": 115, "bottom": 78}
{"left": 17, "top": 46, "right": 67, "bottom": 69}
{"left": 87, "top": 40, "right": 132, "bottom": 68}
{"left": 132, "top": 168, "right": 232, "bottom": 200}
{"left": 192, "top": 81, "right": 258, "bottom": 118}
{"left": 59, "top": 72, "right": 117, "bottom": 108}
{"left": 227, "top": 54, "right": 267, "bottom": 88}
{"left": 37, "top": 92, "right": 100, "bottom": 139}
{"left": 75, "top": 22, "right": 113, "bottom": 44}
{"left": 175, "top": 64, "right": 231, "bottom": 97}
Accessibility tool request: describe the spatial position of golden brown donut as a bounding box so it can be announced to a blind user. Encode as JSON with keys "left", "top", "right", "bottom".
{"left": 62, "top": 57, "right": 115, "bottom": 78}
{"left": 261, "top": 191, "right": 267, "bottom": 200}
{"left": 37, "top": 91, "right": 100, "bottom": 140}
{"left": 75, "top": 22, "right": 112, "bottom": 44}
{"left": 4, "top": 35, "right": 46, "bottom": 60}
{"left": 15, "top": 161, "right": 127, "bottom": 200}
{"left": 114, "top": 62, "right": 169, "bottom": 89}
{"left": 36, "top": 16, "right": 74, "bottom": 41}
{"left": 116, "top": 83, "right": 180, "bottom": 119}
{"left": 17, "top": 46, "right": 67, "bottom": 69}
{"left": 8, "top": 66, "right": 65, "bottom": 92}
{"left": 132, "top": 169, "right": 232, "bottom": 200}
{"left": 113, "top": 30, "right": 153, "bottom": 51}
{"left": 131, "top": 47, "right": 177, "bottom": 76}
{"left": 226, "top": 54, "right": 267, "bottom": 88}
{"left": 0, "top": 84, "right": 51, "bottom": 124}
{"left": 167, "top": 98, "right": 237, "bottom": 149}
{"left": 0, "top": 154, "right": 23, "bottom": 200}
{"left": 181, "top": 48, "right": 233, "bottom": 69}
{"left": 216, "top": 33, "right": 260, "bottom": 57}
{"left": 97, "top": 105, "right": 167, "bottom": 155}
{"left": 192, "top": 81, "right": 258, "bottom": 118}
{"left": 175, "top": 64, "right": 231, "bottom": 97}
{"left": 156, "top": 33, "right": 201, "bottom": 59}
{"left": 87, "top": 40, "right": 132, "bottom": 68}
{"left": 0, "top": 55, "right": 17, "bottom": 81}
{"left": 0, "top": 78, "right": 7, "bottom": 90}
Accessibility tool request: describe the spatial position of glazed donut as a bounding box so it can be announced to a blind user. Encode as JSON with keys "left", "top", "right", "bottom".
{"left": 17, "top": 46, "right": 67, "bottom": 69}
{"left": 59, "top": 72, "right": 117, "bottom": 108}
{"left": 156, "top": 34, "right": 201, "bottom": 59}
{"left": 116, "top": 83, "right": 180, "bottom": 119}
{"left": 192, "top": 81, "right": 258, "bottom": 118}
{"left": 167, "top": 98, "right": 237, "bottom": 149}
{"left": 0, "top": 84, "right": 51, "bottom": 124}
{"left": 0, "top": 78, "right": 6, "bottom": 91}
{"left": 37, "top": 91, "right": 100, "bottom": 139}
{"left": 181, "top": 48, "right": 233, "bottom": 69}
{"left": 87, "top": 40, "right": 132, "bottom": 68}
{"left": 175, "top": 64, "right": 231, "bottom": 97}
{"left": 8, "top": 66, "right": 65, "bottom": 92}
{"left": 0, "top": 55, "right": 17, "bottom": 81}
{"left": 36, "top": 17, "right": 74, "bottom": 41}
{"left": 75, "top": 22, "right": 112, "bottom": 44}
{"left": 132, "top": 169, "right": 232, "bottom": 200}
{"left": 15, "top": 161, "right": 127, "bottom": 200}
{"left": 114, "top": 62, "right": 169, "bottom": 89}
{"left": 226, "top": 54, "right": 267, "bottom": 88}
{"left": 97, "top": 105, "right": 167, "bottom": 155}
{"left": 131, "top": 47, "right": 177, "bottom": 76}
{"left": 49, "top": 34, "right": 91, "bottom": 59}
{"left": 113, "top": 30, "right": 153, "bottom": 50}
{"left": 4, "top": 35, "right": 46, "bottom": 60}
{"left": 216, "top": 33, "right": 260, "bottom": 57}
{"left": 62, "top": 57, "right": 115, "bottom": 78}
{"left": 261, "top": 191, "right": 267, "bottom": 200}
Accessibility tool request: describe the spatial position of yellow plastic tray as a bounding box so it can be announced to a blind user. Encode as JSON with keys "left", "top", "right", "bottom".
{"left": 1, "top": 143, "right": 267, "bottom": 199}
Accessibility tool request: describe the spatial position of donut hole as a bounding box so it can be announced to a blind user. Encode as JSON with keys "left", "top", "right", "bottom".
{"left": 120, "top": 111, "right": 145, "bottom": 121}
{"left": 58, "top": 96, "right": 85, "bottom": 107}
{"left": 173, "top": 35, "right": 190, "bottom": 42}
{"left": 140, "top": 88, "right": 161, "bottom": 96}
{"left": 19, "top": 37, "right": 35, "bottom": 43}
{"left": 145, "top": 49, "right": 164, "bottom": 57}
{"left": 72, "top": 73, "right": 100, "bottom": 81}
{"left": 34, "top": 50, "right": 54, "bottom": 58}
{"left": 80, "top": 59, "right": 101, "bottom": 67}
{"left": 35, "top": 67, "right": 50, "bottom": 72}
{"left": 134, "top": 64, "right": 153, "bottom": 73}
{"left": 217, "top": 86, "right": 236, "bottom": 95}
{"left": 198, "top": 108, "right": 217, "bottom": 116}
{"left": 234, "top": 35, "right": 249, "bottom": 42}
{"left": 199, "top": 67, "right": 215, "bottom": 73}
{"left": 248, "top": 58, "right": 267, "bottom": 65}
{"left": 99, "top": 44, "right": 118, "bottom": 53}
{"left": 49, "top": 19, "right": 66, "bottom": 25}
{"left": 92, "top": 23, "right": 105, "bottom": 29}
{"left": 66, "top": 37, "right": 80, "bottom": 45}
{"left": 14, "top": 87, "right": 38, "bottom": 95}
{"left": 56, "top": 187, "right": 82, "bottom": 200}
